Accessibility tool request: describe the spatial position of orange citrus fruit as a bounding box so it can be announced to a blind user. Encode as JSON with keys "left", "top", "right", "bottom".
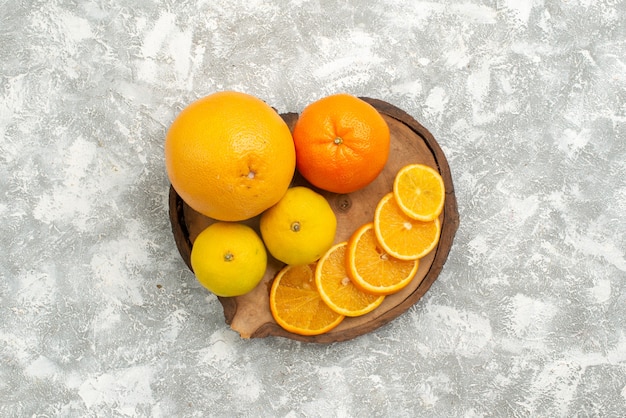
{"left": 315, "top": 242, "right": 385, "bottom": 317}
{"left": 190, "top": 222, "right": 267, "bottom": 297}
{"left": 347, "top": 223, "right": 420, "bottom": 295}
{"left": 165, "top": 91, "right": 295, "bottom": 221}
{"left": 374, "top": 193, "right": 441, "bottom": 260}
{"left": 260, "top": 187, "right": 337, "bottom": 266}
{"left": 292, "top": 93, "right": 390, "bottom": 194}
{"left": 393, "top": 164, "right": 445, "bottom": 221}
{"left": 269, "top": 263, "right": 345, "bottom": 336}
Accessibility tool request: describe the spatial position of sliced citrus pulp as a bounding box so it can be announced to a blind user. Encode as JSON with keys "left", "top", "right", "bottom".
{"left": 270, "top": 264, "right": 344, "bottom": 336}
{"left": 374, "top": 193, "right": 441, "bottom": 260}
{"left": 393, "top": 163, "right": 445, "bottom": 222}
{"left": 315, "top": 242, "right": 385, "bottom": 317}
{"left": 347, "top": 222, "right": 420, "bottom": 295}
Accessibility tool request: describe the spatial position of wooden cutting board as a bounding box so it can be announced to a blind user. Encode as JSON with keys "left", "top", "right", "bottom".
{"left": 169, "top": 98, "right": 459, "bottom": 343}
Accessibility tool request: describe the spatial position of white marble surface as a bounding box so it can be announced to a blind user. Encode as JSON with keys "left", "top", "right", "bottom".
{"left": 2, "top": 1, "right": 626, "bottom": 416}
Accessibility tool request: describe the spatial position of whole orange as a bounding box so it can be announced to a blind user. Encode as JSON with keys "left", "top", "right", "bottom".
{"left": 292, "top": 94, "right": 390, "bottom": 194}
{"left": 165, "top": 91, "right": 296, "bottom": 221}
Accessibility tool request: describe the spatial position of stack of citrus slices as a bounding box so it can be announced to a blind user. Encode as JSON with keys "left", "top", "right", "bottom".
{"left": 270, "top": 163, "right": 445, "bottom": 336}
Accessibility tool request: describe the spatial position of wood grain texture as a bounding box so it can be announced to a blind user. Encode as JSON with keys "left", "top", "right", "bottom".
{"left": 168, "top": 98, "right": 459, "bottom": 343}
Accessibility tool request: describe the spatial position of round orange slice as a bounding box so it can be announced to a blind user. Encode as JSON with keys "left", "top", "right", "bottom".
{"left": 270, "top": 263, "right": 345, "bottom": 336}
{"left": 374, "top": 193, "right": 441, "bottom": 260}
{"left": 347, "top": 222, "right": 420, "bottom": 295}
{"left": 393, "top": 163, "right": 445, "bottom": 221}
{"left": 315, "top": 242, "right": 385, "bottom": 317}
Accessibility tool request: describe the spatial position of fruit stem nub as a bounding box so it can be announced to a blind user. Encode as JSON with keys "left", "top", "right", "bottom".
{"left": 291, "top": 221, "right": 301, "bottom": 232}
{"left": 224, "top": 251, "right": 234, "bottom": 262}
{"left": 333, "top": 137, "right": 343, "bottom": 145}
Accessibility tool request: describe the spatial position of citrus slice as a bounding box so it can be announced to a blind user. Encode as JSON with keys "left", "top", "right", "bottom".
{"left": 374, "top": 193, "right": 441, "bottom": 260}
{"left": 347, "top": 222, "right": 420, "bottom": 295}
{"left": 270, "top": 263, "right": 344, "bottom": 336}
{"left": 393, "top": 163, "right": 445, "bottom": 221}
{"left": 315, "top": 242, "right": 385, "bottom": 317}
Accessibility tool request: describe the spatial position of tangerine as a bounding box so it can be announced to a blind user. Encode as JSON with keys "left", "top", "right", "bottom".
{"left": 260, "top": 187, "right": 336, "bottom": 266}
{"left": 165, "top": 91, "right": 295, "bottom": 221}
{"left": 190, "top": 222, "right": 267, "bottom": 297}
{"left": 292, "top": 94, "right": 390, "bottom": 194}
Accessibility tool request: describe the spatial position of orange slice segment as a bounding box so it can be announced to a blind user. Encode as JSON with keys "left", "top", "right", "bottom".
{"left": 393, "top": 164, "right": 445, "bottom": 221}
{"left": 347, "top": 222, "right": 420, "bottom": 295}
{"left": 374, "top": 193, "right": 441, "bottom": 260}
{"left": 315, "top": 242, "right": 385, "bottom": 317}
{"left": 270, "top": 263, "right": 345, "bottom": 336}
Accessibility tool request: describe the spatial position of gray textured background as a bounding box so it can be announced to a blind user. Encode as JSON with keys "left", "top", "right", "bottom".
{"left": 2, "top": 0, "right": 626, "bottom": 416}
